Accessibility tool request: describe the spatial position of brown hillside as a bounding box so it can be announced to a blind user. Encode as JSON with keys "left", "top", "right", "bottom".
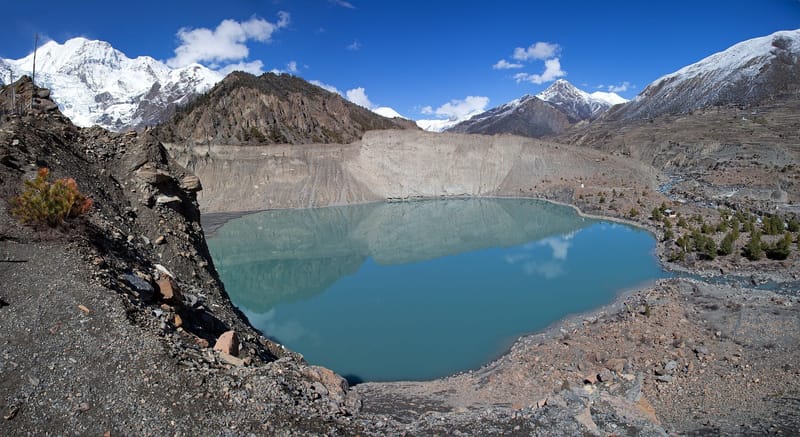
{"left": 155, "top": 72, "right": 415, "bottom": 146}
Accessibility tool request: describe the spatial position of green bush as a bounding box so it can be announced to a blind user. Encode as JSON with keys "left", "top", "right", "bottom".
{"left": 762, "top": 215, "right": 784, "bottom": 236}
{"left": 766, "top": 232, "right": 793, "bottom": 260}
{"left": 742, "top": 231, "right": 764, "bottom": 261}
{"left": 628, "top": 208, "right": 639, "bottom": 218}
{"left": 11, "top": 168, "right": 92, "bottom": 227}
{"left": 651, "top": 207, "right": 662, "bottom": 221}
{"left": 788, "top": 218, "right": 799, "bottom": 233}
{"left": 719, "top": 231, "right": 736, "bottom": 256}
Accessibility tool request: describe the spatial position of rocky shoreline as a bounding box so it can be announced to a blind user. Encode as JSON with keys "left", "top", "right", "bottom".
{"left": 1, "top": 85, "right": 798, "bottom": 435}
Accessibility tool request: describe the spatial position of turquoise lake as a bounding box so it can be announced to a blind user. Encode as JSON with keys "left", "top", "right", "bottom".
{"left": 207, "top": 198, "right": 669, "bottom": 382}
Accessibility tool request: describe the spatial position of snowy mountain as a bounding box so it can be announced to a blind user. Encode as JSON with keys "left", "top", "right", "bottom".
{"left": 1, "top": 37, "right": 221, "bottom": 130}
{"left": 536, "top": 79, "right": 626, "bottom": 122}
{"left": 447, "top": 80, "right": 626, "bottom": 138}
{"left": 416, "top": 118, "right": 464, "bottom": 132}
{"left": 606, "top": 29, "right": 800, "bottom": 121}
{"left": 446, "top": 94, "right": 571, "bottom": 137}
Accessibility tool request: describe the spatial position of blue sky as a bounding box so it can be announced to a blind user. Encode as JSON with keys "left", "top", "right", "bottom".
{"left": 2, "top": 0, "right": 799, "bottom": 120}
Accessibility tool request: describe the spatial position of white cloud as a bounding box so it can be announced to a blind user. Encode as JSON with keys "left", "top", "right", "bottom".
{"left": 310, "top": 80, "right": 341, "bottom": 95}
{"left": 423, "top": 96, "right": 489, "bottom": 121}
{"left": 218, "top": 60, "right": 265, "bottom": 76}
{"left": 346, "top": 40, "right": 362, "bottom": 51}
{"left": 287, "top": 61, "right": 298, "bottom": 73}
{"left": 523, "top": 261, "right": 565, "bottom": 279}
{"left": 344, "top": 86, "right": 405, "bottom": 119}
{"left": 514, "top": 58, "right": 566, "bottom": 84}
{"left": 330, "top": 0, "right": 355, "bottom": 8}
{"left": 492, "top": 59, "right": 524, "bottom": 70}
{"left": 512, "top": 42, "right": 560, "bottom": 61}
{"left": 540, "top": 236, "right": 572, "bottom": 260}
{"left": 167, "top": 13, "right": 289, "bottom": 68}
{"left": 345, "top": 87, "right": 373, "bottom": 108}
{"left": 607, "top": 81, "right": 631, "bottom": 92}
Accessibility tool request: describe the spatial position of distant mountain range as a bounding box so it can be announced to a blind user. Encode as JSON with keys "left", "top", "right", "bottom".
{"left": 446, "top": 29, "right": 799, "bottom": 138}
{"left": 1, "top": 29, "right": 797, "bottom": 138}
{"left": 0, "top": 37, "right": 220, "bottom": 131}
{"left": 447, "top": 80, "right": 626, "bottom": 137}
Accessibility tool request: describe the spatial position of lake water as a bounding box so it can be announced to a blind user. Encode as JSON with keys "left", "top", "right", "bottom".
{"left": 207, "top": 198, "right": 668, "bottom": 382}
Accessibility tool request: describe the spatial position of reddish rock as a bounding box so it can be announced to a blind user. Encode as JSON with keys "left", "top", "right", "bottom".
{"left": 156, "top": 276, "right": 181, "bottom": 303}
{"left": 636, "top": 396, "right": 661, "bottom": 425}
{"left": 219, "top": 352, "right": 245, "bottom": 366}
{"left": 195, "top": 337, "right": 210, "bottom": 348}
{"left": 303, "top": 365, "right": 348, "bottom": 401}
{"left": 213, "top": 330, "right": 239, "bottom": 356}
{"left": 174, "top": 314, "right": 183, "bottom": 328}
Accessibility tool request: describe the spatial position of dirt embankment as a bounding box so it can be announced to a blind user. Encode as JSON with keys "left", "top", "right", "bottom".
{"left": 166, "top": 129, "right": 661, "bottom": 213}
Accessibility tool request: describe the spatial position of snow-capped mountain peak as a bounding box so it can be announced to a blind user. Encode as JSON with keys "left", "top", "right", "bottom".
{"left": 2, "top": 37, "right": 222, "bottom": 130}
{"left": 609, "top": 29, "right": 800, "bottom": 120}
{"left": 536, "top": 79, "right": 627, "bottom": 121}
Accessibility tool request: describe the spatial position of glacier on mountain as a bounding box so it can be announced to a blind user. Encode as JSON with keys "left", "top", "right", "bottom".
{"left": 1, "top": 37, "right": 221, "bottom": 130}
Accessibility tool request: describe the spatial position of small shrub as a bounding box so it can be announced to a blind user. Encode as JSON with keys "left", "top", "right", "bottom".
{"left": 718, "top": 231, "right": 736, "bottom": 256}
{"left": 766, "top": 232, "right": 793, "bottom": 260}
{"left": 11, "top": 168, "right": 92, "bottom": 227}
{"left": 628, "top": 208, "right": 639, "bottom": 218}
{"left": 762, "top": 215, "right": 784, "bottom": 236}
{"left": 651, "top": 207, "right": 663, "bottom": 221}
{"left": 742, "top": 231, "right": 764, "bottom": 261}
{"left": 787, "top": 218, "right": 799, "bottom": 233}
{"left": 667, "top": 249, "right": 685, "bottom": 262}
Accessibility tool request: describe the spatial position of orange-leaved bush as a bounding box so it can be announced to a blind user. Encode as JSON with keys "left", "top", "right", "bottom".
{"left": 11, "top": 167, "right": 93, "bottom": 227}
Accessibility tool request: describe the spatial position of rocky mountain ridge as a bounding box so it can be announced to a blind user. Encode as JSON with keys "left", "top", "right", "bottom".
{"left": 155, "top": 71, "right": 415, "bottom": 146}
{"left": 603, "top": 29, "right": 800, "bottom": 121}
{"left": 447, "top": 79, "right": 625, "bottom": 137}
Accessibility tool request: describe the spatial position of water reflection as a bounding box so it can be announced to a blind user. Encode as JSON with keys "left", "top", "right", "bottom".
{"left": 208, "top": 198, "right": 667, "bottom": 381}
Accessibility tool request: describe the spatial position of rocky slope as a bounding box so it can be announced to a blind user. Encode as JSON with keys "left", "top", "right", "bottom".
{"left": 447, "top": 80, "right": 624, "bottom": 138}
{"left": 554, "top": 95, "right": 800, "bottom": 212}
{"left": 165, "top": 129, "right": 660, "bottom": 213}
{"left": 0, "top": 37, "right": 220, "bottom": 131}
{"left": 155, "top": 72, "right": 416, "bottom": 146}
{"left": 603, "top": 29, "right": 800, "bottom": 121}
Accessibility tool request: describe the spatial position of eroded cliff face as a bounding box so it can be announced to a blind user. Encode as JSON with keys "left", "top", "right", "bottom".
{"left": 167, "top": 130, "right": 660, "bottom": 213}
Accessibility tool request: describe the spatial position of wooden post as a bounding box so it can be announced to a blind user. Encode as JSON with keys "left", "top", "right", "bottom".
{"left": 31, "top": 33, "right": 38, "bottom": 109}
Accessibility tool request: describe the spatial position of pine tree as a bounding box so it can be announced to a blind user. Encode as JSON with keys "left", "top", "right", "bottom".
{"left": 743, "top": 231, "right": 764, "bottom": 261}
